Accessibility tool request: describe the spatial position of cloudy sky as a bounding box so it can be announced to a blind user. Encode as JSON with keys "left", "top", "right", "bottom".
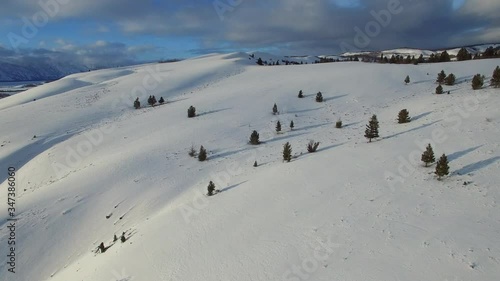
{"left": 0, "top": 0, "right": 499, "bottom": 66}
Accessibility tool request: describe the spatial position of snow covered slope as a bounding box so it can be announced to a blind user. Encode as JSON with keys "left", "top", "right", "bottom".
{"left": 0, "top": 53, "right": 499, "bottom": 281}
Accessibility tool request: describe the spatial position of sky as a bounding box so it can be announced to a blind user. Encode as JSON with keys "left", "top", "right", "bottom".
{"left": 0, "top": 0, "right": 499, "bottom": 67}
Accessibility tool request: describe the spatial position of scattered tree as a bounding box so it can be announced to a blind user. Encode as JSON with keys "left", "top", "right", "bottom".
{"left": 120, "top": 232, "right": 126, "bottom": 243}
{"left": 283, "top": 142, "right": 292, "bottom": 162}
{"left": 188, "top": 106, "right": 196, "bottom": 118}
{"left": 276, "top": 121, "right": 282, "bottom": 133}
{"left": 188, "top": 145, "right": 197, "bottom": 157}
{"left": 398, "top": 109, "right": 411, "bottom": 124}
{"left": 404, "top": 75, "right": 410, "bottom": 84}
{"left": 134, "top": 98, "right": 140, "bottom": 109}
{"left": 207, "top": 181, "right": 216, "bottom": 196}
{"left": 336, "top": 119, "right": 342, "bottom": 128}
{"left": 113, "top": 234, "right": 118, "bottom": 242}
{"left": 436, "top": 84, "right": 444, "bottom": 95}
{"left": 253, "top": 161, "right": 258, "bottom": 167}
{"left": 435, "top": 154, "right": 450, "bottom": 180}
{"left": 472, "top": 74, "right": 484, "bottom": 90}
{"left": 437, "top": 70, "right": 446, "bottom": 84}
{"left": 298, "top": 90, "right": 304, "bottom": 98}
{"left": 98, "top": 242, "right": 106, "bottom": 253}
{"left": 250, "top": 130, "right": 260, "bottom": 145}
{"left": 148, "top": 95, "right": 157, "bottom": 107}
{"left": 272, "top": 103, "right": 278, "bottom": 115}
{"left": 316, "top": 92, "right": 323, "bottom": 102}
{"left": 290, "top": 120, "right": 294, "bottom": 130}
{"left": 445, "top": 73, "right": 456, "bottom": 86}
{"left": 159, "top": 97, "right": 165, "bottom": 104}
{"left": 307, "top": 140, "right": 320, "bottom": 153}
{"left": 439, "top": 51, "right": 451, "bottom": 62}
{"left": 490, "top": 66, "right": 500, "bottom": 88}
{"left": 257, "top": 58, "right": 264, "bottom": 65}
{"left": 198, "top": 146, "right": 207, "bottom": 162}
{"left": 364, "top": 114, "right": 380, "bottom": 142}
{"left": 421, "top": 144, "right": 435, "bottom": 167}
{"left": 457, "top": 48, "right": 471, "bottom": 61}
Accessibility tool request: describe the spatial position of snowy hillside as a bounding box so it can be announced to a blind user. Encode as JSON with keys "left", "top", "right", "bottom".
{"left": 0, "top": 53, "right": 499, "bottom": 281}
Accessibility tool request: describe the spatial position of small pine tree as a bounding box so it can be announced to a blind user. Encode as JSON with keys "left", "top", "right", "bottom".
{"left": 436, "top": 84, "right": 444, "bottom": 95}
{"left": 152, "top": 95, "right": 157, "bottom": 106}
{"left": 253, "top": 161, "right": 258, "bottom": 167}
{"left": 445, "top": 73, "right": 456, "bottom": 86}
{"left": 99, "top": 242, "right": 106, "bottom": 253}
{"left": 437, "top": 70, "right": 446, "bottom": 84}
{"left": 336, "top": 119, "right": 342, "bottom": 128}
{"left": 364, "top": 114, "right": 380, "bottom": 142}
{"left": 188, "top": 106, "right": 196, "bottom": 118}
{"left": 298, "top": 90, "right": 304, "bottom": 98}
{"left": 272, "top": 103, "right": 278, "bottom": 115}
{"left": 113, "top": 234, "right": 118, "bottom": 242}
{"left": 207, "top": 181, "right": 216, "bottom": 196}
{"left": 276, "top": 121, "right": 282, "bottom": 133}
{"left": 134, "top": 98, "right": 140, "bottom": 109}
{"left": 490, "top": 66, "right": 500, "bottom": 88}
{"left": 159, "top": 97, "right": 165, "bottom": 104}
{"left": 307, "top": 140, "right": 320, "bottom": 153}
{"left": 397, "top": 109, "right": 411, "bottom": 124}
{"left": 120, "top": 232, "right": 126, "bottom": 243}
{"left": 316, "top": 92, "right": 323, "bottom": 102}
{"left": 472, "top": 74, "right": 484, "bottom": 90}
{"left": 188, "top": 145, "right": 197, "bottom": 157}
{"left": 435, "top": 154, "right": 450, "bottom": 180}
{"left": 290, "top": 120, "right": 294, "bottom": 130}
{"left": 283, "top": 142, "right": 292, "bottom": 162}
{"left": 421, "top": 144, "right": 435, "bottom": 167}
{"left": 404, "top": 75, "right": 410, "bottom": 84}
{"left": 250, "top": 130, "right": 260, "bottom": 145}
{"left": 198, "top": 146, "right": 207, "bottom": 162}
{"left": 257, "top": 58, "right": 264, "bottom": 66}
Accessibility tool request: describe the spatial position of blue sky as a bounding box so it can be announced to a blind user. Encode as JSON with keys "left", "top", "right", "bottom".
{"left": 0, "top": 0, "right": 498, "bottom": 66}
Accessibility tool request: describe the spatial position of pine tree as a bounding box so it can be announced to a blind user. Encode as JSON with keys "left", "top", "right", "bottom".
{"left": 404, "top": 75, "right": 410, "bottom": 84}
{"left": 147, "top": 95, "right": 153, "bottom": 106}
{"left": 207, "top": 181, "right": 216, "bottom": 196}
{"left": 99, "top": 242, "right": 106, "bottom": 253}
{"left": 457, "top": 48, "right": 470, "bottom": 61}
{"left": 472, "top": 74, "right": 484, "bottom": 90}
{"left": 290, "top": 120, "right": 294, "bottom": 130}
{"left": 188, "top": 145, "right": 197, "bottom": 157}
{"left": 336, "top": 119, "right": 342, "bottom": 128}
{"left": 283, "top": 142, "right": 292, "bottom": 162}
{"left": 188, "top": 106, "right": 196, "bottom": 118}
{"left": 121, "top": 232, "right": 126, "bottom": 243}
{"left": 490, "top": 66, "right": 500, "bottom": 88}
{"left": 276, "top": 121, "right": 282, "bottom": 133}
{"left": 298, "top": 90, "right": 304, "bottom": 98}
{"left": 253, "top": 161, "right": 258, "bottom": 167}
{"left": 364, "top": 114, "right": 380, "bottom": 142}
{"left": 439, "top": 51, "right": 451, "bottom": 62}
{"left": 398, "top": 109, "right": 411, "bottom": 124}
{"left": 134, "top": 98, "right": 140, "bottom": 109}
{"left": 198, "top": 146, "right": 207, "bottom": 161}
{"left": 272, "top": 103, "right": 278, "bottom": 115}
{"left": 421, "top": 144, "right": 435, "bottom": 167}
{"left": 445, "top": 73, "right": 456, "bottom": 86}
{"left": 316, "top": 92, "right": 323, "bottom": 102}
{"left": 257, "top": 58, "right": 264, "bottom": 65}
{"left": 250, "top": 130, "right": 260, "bottom": 145}
{"left": 159, "top": 97, "right": 165, "bottom": 104}
{"left": 437, "top": 70, "right": 446, "bottom": 84}
{"left": 436, "top": 84, "right": 444, "bottom": 95}
{"left": 435, "top": 154, "right": 450, "bottom": 180}
{"left": 152, "top": 95, "right": 157, "bottom": 106}
{"left": 307, "top": 140, "right": 320, "bottom": 153}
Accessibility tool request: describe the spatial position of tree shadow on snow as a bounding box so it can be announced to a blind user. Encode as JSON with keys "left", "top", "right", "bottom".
{"left": 286, "top": 107, "right": 322, "bottom": 114}
{"left": 454, "top": 156, "right": 500, "bottom": 175}
{"left": 220, "top": 181, "right": 248, "bottom": 193}
{"left": 198, "top": 108, "right": 232, "bottom": 117}
{"left": 263, "top": 132, "right": 309, "bottom": 144}
{"left": 411, "top": 111, "right": 433, "bottom": 121}
{"left": 448, "top": 145, "right": 483, "bottom": 162}
{"left": 384, "top": 120, "right": 441, "bottom": 139}
{"left": 295, "top": 122, "right": 333, "bottom": 132}
{"left": 324, "top": 94, "right": 348, "bottom": 102}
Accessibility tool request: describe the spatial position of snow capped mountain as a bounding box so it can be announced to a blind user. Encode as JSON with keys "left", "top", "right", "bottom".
{"left": 0, "top": 52, "right": 499, "bottom": 281}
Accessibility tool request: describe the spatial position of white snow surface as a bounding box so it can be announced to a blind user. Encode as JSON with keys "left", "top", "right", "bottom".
{"left": 1, "top": 52, "right": 500, "bottom": 281}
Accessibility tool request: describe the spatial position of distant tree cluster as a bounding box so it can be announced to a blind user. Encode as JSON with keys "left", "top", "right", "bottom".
{"left": 133, "top": 95, "right": 166, "bottom": 109}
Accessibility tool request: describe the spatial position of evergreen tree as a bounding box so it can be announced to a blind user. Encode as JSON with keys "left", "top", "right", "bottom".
{"left": 336, "top": 118, "right": 342, "bottom": 128}
{"left": 283, "top": 142, "right": 292, "bottom": 162}
{"left": 417, "top": 54, "right": 425, "bottom": 64}
{"left": 404, "top": 75, "right": 410, "bottom": 84}
{"left": 298, "top": 90, "right": 304, "bottom": 98}
{"left": 253, "top": 161, "right": 258, "bottom": 167}
{"left": 307, "top": 140, "right": 320, "bottom": 153}
{"left": 445, "top": 73, "right": 456, "bottom": 86}
{"left": 152, "top": 95, "right": 157, "bottom": 105}
{"left": 147, "top": 95, "right": 153, "bottom": 106}
{"left": 398, "top": 109, "right": 411, "bottom": 124}
{"left": 490, "top": 66, "right": 500, "bottom": 88}
{"left": 188, "top": 106, "right": 196, "bottom": 118}
{"left": 276, "top": 121, "right": 282, "bottom": 133}
{"left": 198, "top": 146, "right": 207, "bottom": 162}
{"left": 134, "top": 98, "right": 140, "bottom": 109}
{"left": 159, "top": 97, "right": 165, "bottom": 104}
{"left": 250, "top": 130, "right": 260, "bottom": 145}
{"left": 272, "top": 103, "right": 278, "bottom": 115}
{"left": 437, "top": 70, "right": 446, "bottom": 84}
{"left": 364, "top": 114, "right": 380, "bottom": 142}
{"left": 436, "top": 84, "right": 444, "bottom": 95}
{"left": 435, "top": 154, "right": 450, "bottom": 180}
{"left": 483, "top": 47, "right": 495, "bottom": 58}
{"left": 120, "top": 232, "right": 126, "bottom": 243}
{"left": 421, "top": 144, "right": 435, "bottom": 167}
{"left": 207, "top": 181, "right": 216, "bottom": 196}
{"left": 188, "top": 145, "right": 197, "bottom": 157}
{"left": 290, "top": 120, "right": 294, "bottom": 130}
{"left": 257, "top": 58, "right": 264, "bottom": 65}
{"left": 316, "top": 92, "right": 323, "bottom": 102}
{"left": 457, "top": 48, "right": 470, "bottom": 61}
{"left": 439, "top": 51, "right": 451, "bottom": 62}
{"left": 99, "top": 242, "right": 106, "bottom": 253}
{"left": 113, "top": 234, "right": 118, "bottom": 242}
{"left": 472, "top": 74, "right": 484, "bottom": 90}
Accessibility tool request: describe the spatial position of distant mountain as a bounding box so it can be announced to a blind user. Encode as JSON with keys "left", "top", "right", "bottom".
{"left": 0, "top": 57, "right": 91, "bottom": 82}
